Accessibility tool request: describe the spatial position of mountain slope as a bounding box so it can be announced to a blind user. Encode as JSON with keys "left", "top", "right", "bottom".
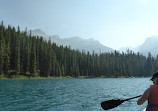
{"left": 138, "top": 36, "right": 158, "bottom": 57}
{"left": 29, "top": 29, "right": 114, "bottom": 54}
{"left": 119, "top": 36, "right": 158, "bottom": 57}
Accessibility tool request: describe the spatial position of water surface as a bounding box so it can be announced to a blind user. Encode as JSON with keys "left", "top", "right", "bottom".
{"left": 0, "top": 78, "right": 152, "bottom": 111}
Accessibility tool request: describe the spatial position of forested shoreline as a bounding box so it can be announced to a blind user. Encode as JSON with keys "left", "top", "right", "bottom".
{"left": 0, "top": 21, "right": 157, "bottom": 78}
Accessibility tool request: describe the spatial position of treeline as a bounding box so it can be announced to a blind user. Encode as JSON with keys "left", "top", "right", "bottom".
{"left": 0, "top": 22, "right": 157, "bottom": 78}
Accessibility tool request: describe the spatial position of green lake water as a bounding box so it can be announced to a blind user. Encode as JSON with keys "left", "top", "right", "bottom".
{"left": 0, "top": 78, "right": 152, "bottom": 111}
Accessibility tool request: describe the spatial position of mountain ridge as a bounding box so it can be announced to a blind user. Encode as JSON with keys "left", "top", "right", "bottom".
{"left": 29, "top": 29, "right": 158, "bottom": 57}
{"left": 119, "top": 36, "right": 158, "bottom": 57}
{"left": 28, "top": 29, "right": 114, "bottom": 54}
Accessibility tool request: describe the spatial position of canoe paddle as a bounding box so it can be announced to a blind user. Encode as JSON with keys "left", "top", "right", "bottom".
{"left": 101, "top": 95, "right": 142, "bottom": 110}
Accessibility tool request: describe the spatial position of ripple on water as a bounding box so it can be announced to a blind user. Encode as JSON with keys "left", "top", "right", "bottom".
{"left": 0, "top": 78, "right": 151, "bottom": 111}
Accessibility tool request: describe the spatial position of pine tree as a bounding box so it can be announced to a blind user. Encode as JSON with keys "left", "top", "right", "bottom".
{"left": 3, "top": 29, "right": 10, "bottom": 75}
{"left": 46, "top": 39, "right": 52, "bottom": 77}
{"left": 23, "top": 37, "right": 30, "bottom": 76}
{"left": 30, "top": 37, "right": 37, "bottom": 76}
{"left": 15, "top": 26, "right": 21, "bottom": 75}
{"left": 50, "top": 50, "right": 56, "bottom": 77}
{"left": 0, "top": 21, "right": 5, "bottom": 75}
{"left": 145, "top": 52, "right": 154, "bottom": 76}
{"left": 1, "top": 22, "right": 158, "bottom": 78}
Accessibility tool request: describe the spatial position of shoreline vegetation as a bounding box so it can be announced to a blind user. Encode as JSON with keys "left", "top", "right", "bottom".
{"left": 0, "top": 75, "right": 148, "bottom": 80}
{"left": 0, "top": 22, "right": 156, "bottom": 79}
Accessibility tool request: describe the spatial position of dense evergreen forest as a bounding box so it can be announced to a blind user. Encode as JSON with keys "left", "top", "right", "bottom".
{"left": 0, "top": 21, "right": 157, "bottom": 78}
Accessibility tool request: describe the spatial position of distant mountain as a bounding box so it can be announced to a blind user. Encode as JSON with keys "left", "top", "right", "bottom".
{"left": 29, "top": 29, "right": 47, "bottom": 37}
{"left": 119, "top": 36, "right": 158, "bottom": 57}
{"left": 138, "top": 36, "right": 158, "bottom": 57}
{"left": 29, "top": 29, "right": 114, "bottom": 54}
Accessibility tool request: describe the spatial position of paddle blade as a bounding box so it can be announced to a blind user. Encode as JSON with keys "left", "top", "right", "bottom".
{"left": 101, "top": 99, "right": 124, "bottom": 110}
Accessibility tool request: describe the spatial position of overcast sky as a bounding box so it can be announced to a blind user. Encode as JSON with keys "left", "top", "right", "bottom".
{"left": 1, "top": 0, "right": 158, "bottom": 50}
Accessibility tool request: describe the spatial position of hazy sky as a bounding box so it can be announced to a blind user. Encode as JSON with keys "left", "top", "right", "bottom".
{"left": 1, "top": 0, "right": 158, "bottom": 50}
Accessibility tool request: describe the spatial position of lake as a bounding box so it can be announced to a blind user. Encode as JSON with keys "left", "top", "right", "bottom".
{"left": 0, "top": 78, "right": 152, "bottom": 111}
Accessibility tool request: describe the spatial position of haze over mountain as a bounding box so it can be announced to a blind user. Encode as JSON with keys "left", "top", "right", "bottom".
{"left": 138, "top": 36, "right": 158, "bottom": 57}
{"left": 28, "top": 29, "right": 158, "bottom": 57}
{"left": 29, "top": 29, "right": 114, "bottom": 54}
{"left": 119, "top": 36, "right": 158, "bottom": 57}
